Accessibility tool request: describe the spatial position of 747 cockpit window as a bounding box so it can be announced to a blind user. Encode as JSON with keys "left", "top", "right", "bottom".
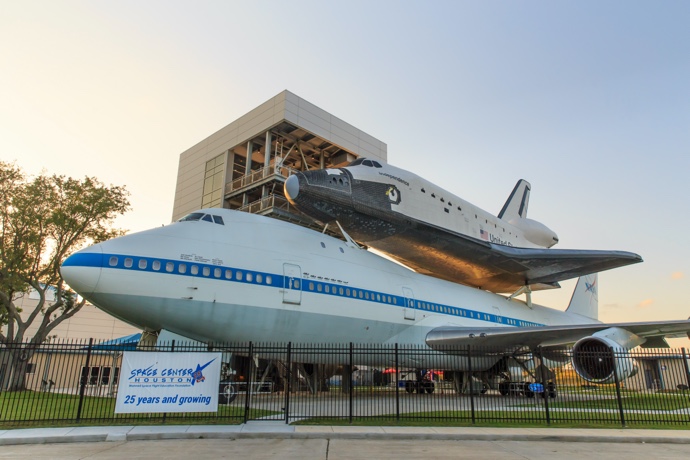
{"left": 178, "top": 212, "right": 204, "bottom": 222}
{"left": 177, "top": 212, "right": 225, "bottom": 225}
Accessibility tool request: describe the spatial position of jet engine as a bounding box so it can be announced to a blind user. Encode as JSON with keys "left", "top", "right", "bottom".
{"left": 508, "top": 218, "right": 559, "bottom": 248}
{"left": 571, "top": 328, "right": 641, "bottom": 384}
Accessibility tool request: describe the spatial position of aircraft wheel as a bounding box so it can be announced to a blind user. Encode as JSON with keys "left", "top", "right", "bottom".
{"left": 499, "top": 382, "right": 510, "bottom": 396}
{"left": 219, "top": 381, "right": 237, "bottom": 404}
{"left": 523, "top": 383, "right": 534, "bottom": 398}
{"left": 424, "top": 381, "right": 435, "bottom": 394}
{"left": 547, "top": 383, "right": 557, "bottom": 398}
{"left": 405, "top": 380, "right": 415, "bottom": 394}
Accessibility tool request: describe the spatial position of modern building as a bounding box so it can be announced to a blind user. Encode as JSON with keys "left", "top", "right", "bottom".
{"left": 172, "top": 90, "right": 387, "bottom": 230}
{"left": 628, "top": 354, "right": 690, "bottom": 391}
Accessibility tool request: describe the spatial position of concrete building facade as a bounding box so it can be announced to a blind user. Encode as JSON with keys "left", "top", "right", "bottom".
{"left": 172, "top": 90, "right": 387, "bottom": 226}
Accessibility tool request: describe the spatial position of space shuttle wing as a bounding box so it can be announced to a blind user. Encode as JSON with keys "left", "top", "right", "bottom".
{"left": 378, "top": 220, "right": 642, "bottom": 293}
{"left": 426, "top": 320, "right": 690, "bottom": 351}
{"left": 488, "top": 245, "right": 643, "bottom": 289}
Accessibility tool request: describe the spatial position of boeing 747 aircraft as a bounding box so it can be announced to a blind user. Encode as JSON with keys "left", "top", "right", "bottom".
{"left": 61, "top": 209, "right": 690, "bottom": 389}
{"left": 284, "top": 159, "right": 642, "bottom": 293}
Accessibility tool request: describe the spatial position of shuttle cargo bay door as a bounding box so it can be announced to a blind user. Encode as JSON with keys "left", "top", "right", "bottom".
{"left": 283, "top": 263, "right": 302, "bottom": 305}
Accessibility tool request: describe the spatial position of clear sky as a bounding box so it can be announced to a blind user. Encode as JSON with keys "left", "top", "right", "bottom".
{"left": 1, "top": 1, "right": 688, "bottom": 342}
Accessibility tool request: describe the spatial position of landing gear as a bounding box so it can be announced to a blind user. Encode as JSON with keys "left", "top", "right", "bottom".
{"left": 497, "top": 381, "right": 557, "bottom": 398}
{"left": 404, "top": 379, "right": 435, "bottom": 394}
{"left": 543, "top": 382, "right": 557, "bottom": 398}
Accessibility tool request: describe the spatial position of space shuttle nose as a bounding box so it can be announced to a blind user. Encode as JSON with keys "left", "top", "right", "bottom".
{"left": 284, "top": 174, "right": 301, "bottom": 204}
{"left": 60, "top": 246, "right": 103, "bottom": 296}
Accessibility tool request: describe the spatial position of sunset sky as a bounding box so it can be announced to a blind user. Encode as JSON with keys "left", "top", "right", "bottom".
{"left": 1, "top": 1, "right": 688, "bottom": 342}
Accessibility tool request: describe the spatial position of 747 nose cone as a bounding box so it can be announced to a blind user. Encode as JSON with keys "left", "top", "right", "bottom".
{"left": 60, "top": 246, "right": 103, "bottom": 296}
{"left": 284, "top": 174, "right": 300, "bottom": 204}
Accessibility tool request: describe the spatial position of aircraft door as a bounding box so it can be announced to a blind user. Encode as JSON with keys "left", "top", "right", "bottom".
{"left": 403, "top": 287, "right": 415, "bottom": 320}
{"left": 492, "top": 306, "right": 502, "bottom": 324}
{"left": 283, "top": 263, "right": 302, "bottom": 305}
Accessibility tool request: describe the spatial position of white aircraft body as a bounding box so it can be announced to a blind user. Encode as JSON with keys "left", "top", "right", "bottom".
{"left": 284, "top": 159, "right": 642, "bottom": 293}
{"left": 61, "top": 208, "right": 690, "bottom": 385}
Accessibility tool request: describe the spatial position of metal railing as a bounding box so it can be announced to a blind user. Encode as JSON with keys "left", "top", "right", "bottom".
{"left": 1, "top": 339, "right": 689, "bottom": 426}
{"left": 237, "top": 194, "right": 294, "bottom": 215}
{"left": 225, "top": 165, "right": 297, "bottom": 196}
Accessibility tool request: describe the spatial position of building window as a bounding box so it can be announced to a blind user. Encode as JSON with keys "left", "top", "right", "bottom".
{"left": 201, "top": 154, "right": 226, "bottom": 209}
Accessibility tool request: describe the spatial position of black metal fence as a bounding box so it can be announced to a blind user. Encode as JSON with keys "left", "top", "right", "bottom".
{"left": 1, "top": 339, "right": 689, "bottom": 427}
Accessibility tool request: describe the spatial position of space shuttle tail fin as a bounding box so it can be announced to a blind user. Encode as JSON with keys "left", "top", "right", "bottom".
{"left": 498, "top": 179, "right": 531, "bottom": 220}
{"left": 565, "top": 274, "right": 599, "bottom": 320}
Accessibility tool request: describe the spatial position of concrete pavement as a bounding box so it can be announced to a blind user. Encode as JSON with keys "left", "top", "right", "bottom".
{"left": 1, "top": 422, "right": 690, "bottom": 446}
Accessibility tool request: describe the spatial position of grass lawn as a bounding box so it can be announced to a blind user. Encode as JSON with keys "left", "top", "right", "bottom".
{"left": 2, "top": 390, "right": 689, "bottom": 430}
{"left": 0, "top": 390, "right": 278, "bottom": 428}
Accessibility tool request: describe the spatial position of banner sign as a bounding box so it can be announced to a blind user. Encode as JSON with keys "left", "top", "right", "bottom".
{"left": 115, "top": 351, "right": 222, "bottom": 413}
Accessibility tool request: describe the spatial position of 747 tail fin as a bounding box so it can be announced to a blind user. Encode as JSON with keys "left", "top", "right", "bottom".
{"left": 565, "top": 274, "right": 599, "bottom": 320}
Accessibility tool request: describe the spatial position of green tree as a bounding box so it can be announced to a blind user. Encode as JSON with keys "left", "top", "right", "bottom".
{"left": 0, "top": 162, "right": 130, "bottom": 391}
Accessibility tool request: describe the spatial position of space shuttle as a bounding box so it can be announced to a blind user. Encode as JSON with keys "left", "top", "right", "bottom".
{"left": 284, "top": 158, "right": 642, "bottom": 293}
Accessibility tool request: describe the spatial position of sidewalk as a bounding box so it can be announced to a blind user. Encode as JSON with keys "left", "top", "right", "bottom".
{"left": 1, "top": 422, "right": 690, "bottom": 446}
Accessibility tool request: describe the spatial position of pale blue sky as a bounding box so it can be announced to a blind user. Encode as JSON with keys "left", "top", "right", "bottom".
{"left": 1, "top": 1, "right": 688, "bottom": 333}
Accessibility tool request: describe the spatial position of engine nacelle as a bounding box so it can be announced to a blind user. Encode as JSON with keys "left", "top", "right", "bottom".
{"left": 572, "top": 329, "right": 641, "bottom": 384}
{"left": 508, "top": 218, "right": 559, "bottom": 248}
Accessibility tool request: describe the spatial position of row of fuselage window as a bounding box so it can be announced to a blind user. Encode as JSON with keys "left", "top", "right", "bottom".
{"left": 109, "top": 256, "right": 274, "bottom": 285}
{"left": 107, "top": 255, "right": 537, "bottom": 327}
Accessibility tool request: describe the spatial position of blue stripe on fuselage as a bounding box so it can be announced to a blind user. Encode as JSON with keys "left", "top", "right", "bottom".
{"left": 64, "top": 252, "right": 544, "bottom": 328}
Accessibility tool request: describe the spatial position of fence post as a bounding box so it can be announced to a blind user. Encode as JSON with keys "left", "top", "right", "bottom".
{"left": 467, "top": 345, "right": 475, "bottom": 425}
{"left": 349, "top": 342, "right": 354, "bottom": 424}
{"left": 611, "top": 347, "right": 626, "bottom": 427}
{"left": 285, "top": 342, "right": 292, "bottom": 424}
{"left": 682, "top": 348, "right": 690, "bottom": 391}
{"left": 244, "top": 342, "right": 254, "bottom": 424}
{"left": 162, "top": 340, "right": 176, "bottom": 424}
{"left": 395, "top": 343, "right": 400, "bottom": 422}
{"left": 76, "top": 338, "right": 93, "bottom": 422}
{"left": 536, "top": 347, "right": 550, "bottom": 425}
